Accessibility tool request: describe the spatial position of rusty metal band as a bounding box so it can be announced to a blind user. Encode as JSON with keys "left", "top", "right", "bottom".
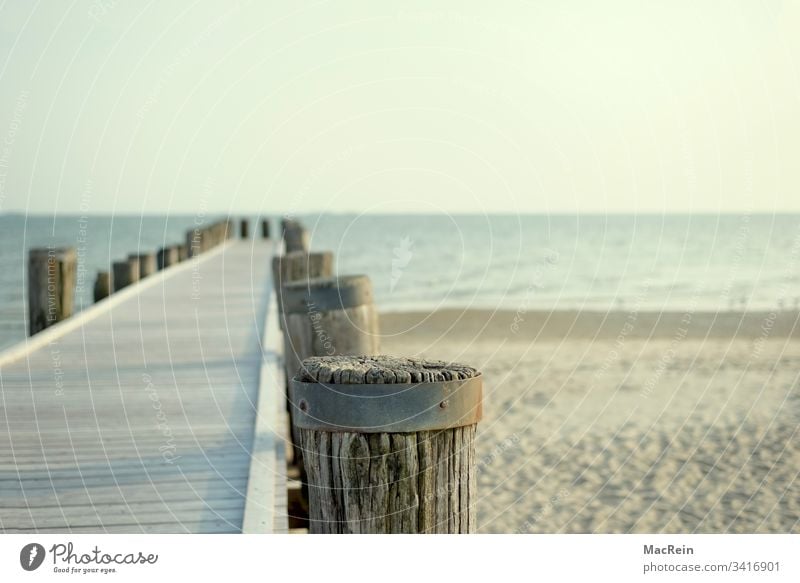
{"left": 289, "top": 374, "right": 483, "bottom": 433}
{"left": 282, "top": 280, "right": 372, "bottom": 313}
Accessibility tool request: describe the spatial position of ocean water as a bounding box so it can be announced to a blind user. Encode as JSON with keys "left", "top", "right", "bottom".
{"left": 2, "top": 213, "right": 800, "bottom": 351}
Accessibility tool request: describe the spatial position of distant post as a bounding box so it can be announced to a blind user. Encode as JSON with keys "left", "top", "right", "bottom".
{"left": 177, "top": 244, "right": 188, "bottom": 262}
{"left": 291, "top": 355, "right": 483, "bottom": 533}
{"left": 93, "top": 271, "right": 111, "bottom": 302}
{"left": 240, "top": 219, "right": 249, "bottom": 239}
{"left": 280, "top": 274, "right": 379, "bottom": 379}
{"left": 271, "top": 251, "right": 334, "bottom": 324}
{"left": 261, "top": 219, "right": 270, "bottom": 239}
{"left": 186, "top": 228, "right": 202, "bottom": 258}
{"left": 130, "top": 253, "right": 156, "bottom": 278}
{"left": 113, "top": 260, "right": 138, "bottom": 291}
{"left": 157, "top": 246, "right": 180, "bottom": 270}
{"left": 283, "top": 220, "right": 309, "bottom": 253}
{"left": 27, "top": 247, "right": 77, "bottom": 335}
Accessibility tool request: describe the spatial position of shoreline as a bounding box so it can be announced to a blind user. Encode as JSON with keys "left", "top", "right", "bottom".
{"left": 379, "top": 308, "right": 800, "bottom": 340}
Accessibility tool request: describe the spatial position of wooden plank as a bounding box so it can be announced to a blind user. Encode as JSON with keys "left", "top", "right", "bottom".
{"left": 242, "top": 291, "right": 287, "bottom": 533}
{"left": 0, "top": 240, "right": 283, "bottom": 533}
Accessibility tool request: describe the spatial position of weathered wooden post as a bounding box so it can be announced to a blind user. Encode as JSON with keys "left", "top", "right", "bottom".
{"left": 281, "top": 274, "right": 379, "bottom": 380}
{"left": 186, "top": 228, "right": 202, "bottom": 258}
{"left": 112, "top": 260, "right": 138, "bottom": 291}
{"left": 283, "top": 220, "right": 309, "bottom": 253}
{"left": 291, "top": 355, "right": 483, "bottom": 533}
{"left": 240, "top": 219, "right": 249, "bottom": 239}
{"left": 27, "top": 247, "right": 77, "bottom": 335}
{"left": 271, "top": 251, "right": 334, "bottom": 325}
{"left": 261, "top": 219, "right": 270, "bottom": 239}
{"left": 157, "top": 246, "right": 180, "bottom": 270}
{"left": 281, "top": 274, "right": 378, "bottom": 466}
{"left": 93, "top": 271, "right": 111, "bottom": 302}
{"left": 130, "top": 253, "right": 156, "bottom": 278}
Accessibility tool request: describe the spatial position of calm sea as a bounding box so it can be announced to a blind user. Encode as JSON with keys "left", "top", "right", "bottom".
{"left": 2, "top": 213, "right": 799, "bottom": 351}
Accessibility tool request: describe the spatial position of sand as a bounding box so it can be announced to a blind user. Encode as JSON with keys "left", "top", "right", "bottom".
{"left": 380, "top": 309, "right": 800, "bottom": 533}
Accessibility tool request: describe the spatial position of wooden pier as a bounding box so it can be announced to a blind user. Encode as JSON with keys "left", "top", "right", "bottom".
{"left": 0, "top": 239, "right": 287, "bottom": 533}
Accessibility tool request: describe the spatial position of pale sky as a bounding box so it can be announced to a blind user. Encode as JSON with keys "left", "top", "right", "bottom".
{"left": 0, "top": 1, "right": 799, "bottom": 215}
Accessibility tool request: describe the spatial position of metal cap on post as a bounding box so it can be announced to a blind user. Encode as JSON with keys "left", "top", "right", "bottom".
{"left": 271, "top": 251, "right": 335, "bottom": 327}
{"left": 292, "top": 355, "right": 483, "bottom": 534}
{"left": 280, "top": 274, "right": 379, "bottom": 374}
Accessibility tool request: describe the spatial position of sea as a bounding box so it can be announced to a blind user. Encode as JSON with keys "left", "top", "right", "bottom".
{"left": 2, "top": 213, "right": 799, "bottom": 351}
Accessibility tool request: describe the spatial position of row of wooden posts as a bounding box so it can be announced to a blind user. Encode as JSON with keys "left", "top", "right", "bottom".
{"left": 273, "top": 218, "right": 483, "bottom": 534}
{"left": 26, "top": 216, "right": 483, "bottom": 534}
{"left": 27, "top": 218, "right": 270, "bottom": 336}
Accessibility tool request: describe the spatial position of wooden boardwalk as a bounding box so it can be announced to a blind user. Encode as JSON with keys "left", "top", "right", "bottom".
{"left": 0, "top": 239, "right": 287, "bottom": 533}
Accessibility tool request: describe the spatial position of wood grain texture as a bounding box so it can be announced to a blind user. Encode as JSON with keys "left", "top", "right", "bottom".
{"left": 297, "top": 355, "right": 479, "bottom": 534}
{"left": 1, "top": 241, "right": 285, "bottom": 534}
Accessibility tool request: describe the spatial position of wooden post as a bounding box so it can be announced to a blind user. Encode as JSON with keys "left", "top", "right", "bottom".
{"left": 283, "top": 221, "right": 309, "bottom": 253}
{"left": 157, "top": 246, "right": 180, "bottom": 270}
{"left": 281, "top": 274, "right": 378, "bottom": 381}
{"left": 186, "top": 228, "right": 202, "bottom": 258}
{"left": 130, "top": 253, "right": 156, "bottom": 278}
{"left": 240, "top": 219, "right": 249, "bottom": 239}
{"left": 177, "top": 244, "right": 188, "bottom": 262}
{"left": 113, "top": 260, "right": 138, "bottom": 291}
{"left": 291, "top": 355, "right": 483, "bottom": 534}
{"left": 271, "top": 251, "right": 334, "bottom": 325}
{"left": 27, "top": 247, "right": 77, "bottom": 335}
{"left": 281, "top": 274, "right": 379, "bottom": 467}
{"left": 93, "top": 271, "right": 111, "bottom": 302}
{"left": 261, "top": 219, "right": 270, "bottom": 239}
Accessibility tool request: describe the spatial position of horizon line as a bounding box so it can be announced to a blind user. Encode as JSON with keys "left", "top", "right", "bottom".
{"left": 4, "top": 210, "right": 800, "bottom": 217}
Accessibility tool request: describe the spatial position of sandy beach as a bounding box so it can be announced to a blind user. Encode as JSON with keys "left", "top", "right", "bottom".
{"left": 381, "top": 309, "right": 800, "bottom": 533}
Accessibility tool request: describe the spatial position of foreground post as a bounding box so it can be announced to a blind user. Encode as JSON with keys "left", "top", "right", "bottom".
{"left": 130, "top": 253, "right": 156, "bottom": 278}
{"left": 112, "top": 260, "right": 138, "bottom": 291}
{"left": 28, "top": 247, "right": 77, "bottom": 335}
{"left": 177, "top": 244, "right": 188, "bottom": 261}
{"left": 93, "top": 271, "right": 111, "bottom": 302}
{"left": 291, "top": 355, "right": 483, "bottom": 533}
